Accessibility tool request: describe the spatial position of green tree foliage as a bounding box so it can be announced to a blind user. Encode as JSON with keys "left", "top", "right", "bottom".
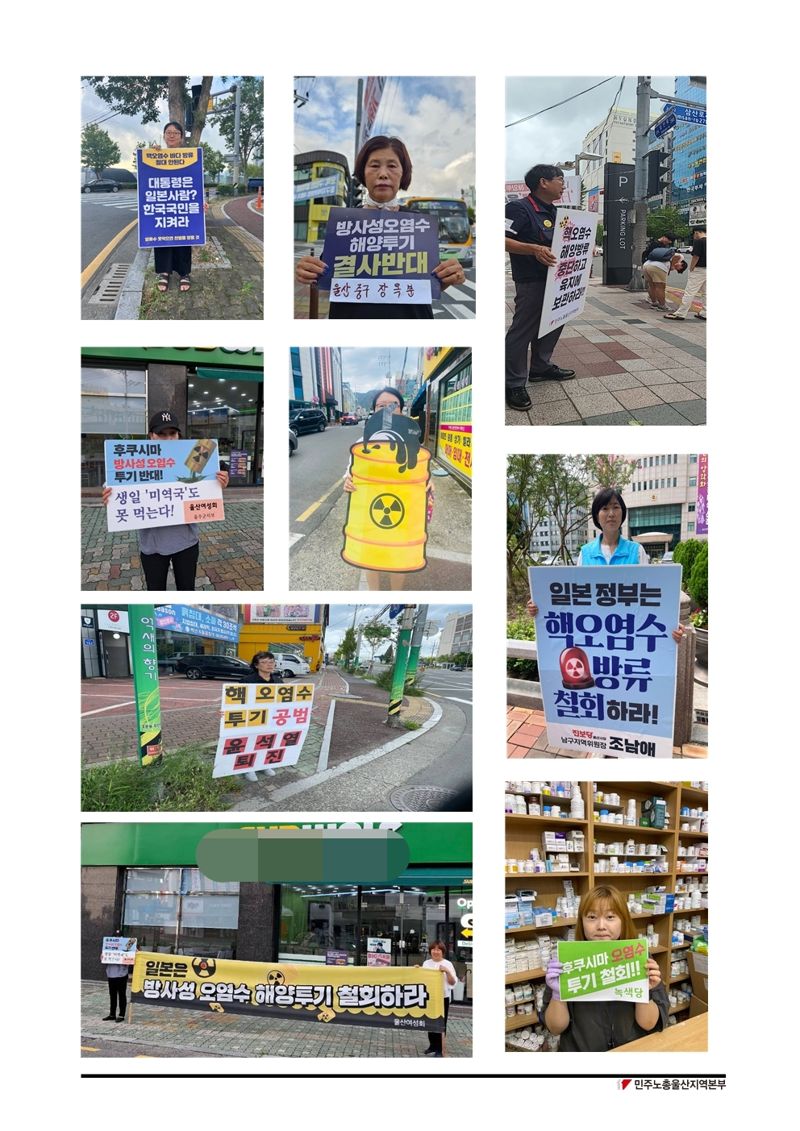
{"left": 202, "top": 146, "right": 226, "bottom": 182}
{"left": 81, "top": 124, "right": 121, "bottom": 178}
{"left": 595, "top": 222, "right": 604, "bottom": 245}
{"left": 687, "top": 541, "right": 708, "bottom": 611}
{"left": 335, "top": 628, "right": 358, "bottom": 671}
{"left": 673, "top": 538, "right": 703, "bottom": 584}
{"left": 363, "top": 624, "right": 391, "bottom": 669}
{"left": 647, "top": 206, "right": 690, "bottom": 242}
{"left": 83, "top": 76, "right": 213, "bottom": 145}
{"left": 506, "top": 455, "right": 637, "bottom": 603}
{"left": 216, "top": 77, "right": 264, "bottom": 181}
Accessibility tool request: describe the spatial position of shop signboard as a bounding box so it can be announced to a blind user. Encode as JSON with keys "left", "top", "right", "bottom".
{"left": 101, "top": 936, "right": 138, "bottom": 965}
{"left": 98, "top": 608, "right": 129, "bottom": 633}
{"left": 136, "top": 147, "right": 206, "bottom": 249}
{"left": 246, "top": 605, "right": 318, "bottom": 624}
{"left": 557, "top": 939, "right": 649, "bottom": 1003}
{"left": 104, "top": 439, "right": 224, "bottom": 533}
{"left": 318, "top": 207, "right": 441, "bottom": 306}
{"left": 130, "top": 606, "right": 162, "bottom": 766}
{"left": 437, "top": 367, "right": 472, "bottom": 482}
{"left": 131, "top": 952, "right": 445, "bottom": 1031}
{"left": 155, "top": 604, "right": 239, "bottom": 644}
{"left": 294, "top": 175, "right": 341, "bottom": 202}
{"left": 529, "top": 565, "right": 681, "bottom": 758}
{"left": 212, "top": 681, "right": 315, "bottom": 777}
{"left": 539, "top": 208, "right": 599, "bottom": 336}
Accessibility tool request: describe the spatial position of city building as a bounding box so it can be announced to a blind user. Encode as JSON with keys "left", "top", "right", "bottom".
{"left": 414, "top": 348, "right": 472, "bottom": 491}
{"left": 294, "top": 150, "right": 350, "bottom": 242}
{"left": 81, "top": 822, "right": 474, "bottom": 1000}
{"left": 238, "top": 604, "right": 329, "bottom": 672}
{"left": 81, "top": 348, "right": 264, "bottom": 489}
{"left": 289, "top": 347, "right": 344, "bottom": 419}
{"left": 670, "top": 78, "right": 707, "bottom": 226}
{"left": 437, "top": 611, "right": 473, "bottom": 658}
{"left": 581, "top": 107, "right": 661, "bottom": 219}
{"left": 589, "top": 453, "right": 709, "bottom": 554}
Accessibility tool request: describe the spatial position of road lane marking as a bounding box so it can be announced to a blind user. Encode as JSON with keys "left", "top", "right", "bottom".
{"left": 81, "top": 700, "right": 136, "bottom": 717}
{"left": 295, "top": 479, "right": 344, "bottom": 523}
{"left": 80, "top": 219, "right": 138, "bottom": 289}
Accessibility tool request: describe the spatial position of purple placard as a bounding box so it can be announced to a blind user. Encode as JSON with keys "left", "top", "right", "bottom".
{"left": 696, "top": 454, "right": 708, "bottom": 535}
{"left": 318, "top": 207, "right": 441, "bottom": 302}
{"left": 137, "top": 147, "right": 206, "bottom": 249}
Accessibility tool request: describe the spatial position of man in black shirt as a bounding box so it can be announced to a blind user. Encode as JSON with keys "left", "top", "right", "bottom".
{"left": 664, "top": 227, "right": 706, "bottom": 320}
{"left": 505, "top": 164, "right": 576, "bottom": 410}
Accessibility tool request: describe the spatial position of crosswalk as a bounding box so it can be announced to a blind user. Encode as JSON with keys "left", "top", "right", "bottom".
{"left": 432, "top": 270, "right": 477, "bottom": 319}
{"left": 82, "top": 196, "right": 139, "bottom": 212}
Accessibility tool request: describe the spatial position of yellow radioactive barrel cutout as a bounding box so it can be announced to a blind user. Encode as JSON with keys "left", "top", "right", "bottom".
{"left": 342, "top": 442, "right": 430, "bottom": 573}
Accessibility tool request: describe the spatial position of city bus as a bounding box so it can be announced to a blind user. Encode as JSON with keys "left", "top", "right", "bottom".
{"left": 400, "top": 197, "right": 474, "bottom": 269}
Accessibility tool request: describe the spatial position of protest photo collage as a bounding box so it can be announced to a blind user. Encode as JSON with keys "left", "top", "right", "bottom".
{"left": 76, "top": 66, "right": 713, "bottom": 1079}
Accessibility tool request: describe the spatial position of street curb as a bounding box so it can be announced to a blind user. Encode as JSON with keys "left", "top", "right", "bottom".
{"left": 257, "top": 697, "right": 443, "bottom": 806}
{"left": 317, "top": 700, "right": 337, "bottom": 773}
{"left": 115, "top": 248, "right": 150, "bottom": 320}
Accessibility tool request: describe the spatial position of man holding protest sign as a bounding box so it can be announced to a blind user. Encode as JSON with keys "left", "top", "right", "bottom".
{"left": 102, "top": 411, "right": 229, "bottom": 591}
{"left": 505, "top": 164, "right": 576, "bottom": 411}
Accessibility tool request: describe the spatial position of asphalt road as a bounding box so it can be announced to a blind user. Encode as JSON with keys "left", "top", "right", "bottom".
{"left": 81, "top": 192, "right": 139, "bottom": 269}
{"left": 290, "top": 423, "right": 358, "bottom": 539}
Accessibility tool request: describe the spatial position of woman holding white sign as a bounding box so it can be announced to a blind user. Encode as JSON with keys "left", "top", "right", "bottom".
{"left": 542, "top": 885, "right": 668, "bottom": 1052}
{"left": 244, "top": 652, "right": 284, "bottom": 684}
{"left": 295, "top": 136, "right": 465, "bottom": 319}
{"left": 527, "top": 488, "right": 686, "bottom": 645}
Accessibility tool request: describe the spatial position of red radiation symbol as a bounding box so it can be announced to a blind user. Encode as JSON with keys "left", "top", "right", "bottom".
{"left": 559, "top": 646, "right": 595, "bottom": 690}
{"left": 108, "top": 610, "right": 120, "bottom": 622}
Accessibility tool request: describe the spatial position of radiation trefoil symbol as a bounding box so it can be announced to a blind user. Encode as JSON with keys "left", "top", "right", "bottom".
{"left": 559, "top": 646, "right": 595, "bottom": 690}
{"left": 370, "top": 493, "right": 405, "bottom": 529}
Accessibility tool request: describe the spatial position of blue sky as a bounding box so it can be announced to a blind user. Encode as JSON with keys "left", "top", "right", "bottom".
{"left": 340, "top": 348, "right": 425, "bottom": 395}
{"left": 80, "top": 76, "right": 253, "bottom": 172}
{"left": 506, "top": 76, "right": 677, "bottom": 179}
{"left": 295, "top": 76, "right": 475, "bottom": 198}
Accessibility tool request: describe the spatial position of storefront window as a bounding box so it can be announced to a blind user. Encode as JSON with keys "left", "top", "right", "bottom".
{"left": 122, "top": 867, "right": 240, "bottom": 958}
{"left": 81, "top": 366, "right": 147, "bottom": 487}
{"left": 280, "top": 886, "right": 359, "bottom": 959}
{"left": 188, "top": 373, "right": 263, "bottom": 485}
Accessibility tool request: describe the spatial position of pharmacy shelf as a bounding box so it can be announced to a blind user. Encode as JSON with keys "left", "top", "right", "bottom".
{"left": 506, "top": 968, "right": 546, "bottom": 984}
{"left": 506, "top": 1013, "right": 539, "bottom": 1032}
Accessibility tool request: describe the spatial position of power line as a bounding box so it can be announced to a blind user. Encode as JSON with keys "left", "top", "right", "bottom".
{"left": 506, "top": 77, "right": 617, "bottom": 128}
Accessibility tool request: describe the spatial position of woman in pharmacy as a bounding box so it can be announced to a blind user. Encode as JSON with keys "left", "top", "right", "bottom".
{"left": 295, "top": 135, "right": 465, "bottom": 319}
{"left": 542, "top": 885, "right": 669, "bottom": 1051}
{"left": 420, "top": 941, "right": 458, "bottom": 1057}
{"left": 528, "top": 487, "right": 686, "bottom": 644}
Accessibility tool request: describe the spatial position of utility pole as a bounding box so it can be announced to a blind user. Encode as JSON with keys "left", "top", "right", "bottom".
{"left": 354, "top": 79, "right": 363, "bottom": 168}
{"left": 404, "top": 604, "right": 429, "bottom": 690}
{"left": 629, "top": 75, "right": 652, "bottom": 292}
{"left": 386, "top": 606, "right": 415, "bottom": 726}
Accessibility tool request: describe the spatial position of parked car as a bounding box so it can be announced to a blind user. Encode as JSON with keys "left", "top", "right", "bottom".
{"left": 290, "top": 428, "right": 298, "bottom": 457}
{"left": 82, "top": 179, "right": 120, "bottom": 193}
{"left": 289, "top": 409, "right": 327, "bottom": 435}
{"left": 271, "top": 653, "right": 311, "bottom": 678}
{"left": 175, "top": 654, "right": 252, "bottom": 680}
{"left": 340, "top": 413, "right": 358, "bottom": 425}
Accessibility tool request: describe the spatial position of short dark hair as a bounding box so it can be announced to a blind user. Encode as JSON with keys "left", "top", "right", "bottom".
{"left": 250, "top": 651, "right": 276, "bottom": 672}
{"left": 591, "top": 487, "right": 627, "bottom": 530}
{"left": 660, "top": 233, "right": 675, "bottom": 243}
{"left": 163, "top": 120, "right": 185, "bottom": 137}
{"left": 675, "top": 260, "right": 688, "bottom": 273}
{"left": 524, "top": 164, "right": 563, "bottom": 193}
{"left": 428, "top": 940, "right": 448, "bottom": 957}
{"left": 355, "top": 136, "right": 412, "bottom": 191}
{"left": 371, "top": 387, "right": 405, "bottom": 411}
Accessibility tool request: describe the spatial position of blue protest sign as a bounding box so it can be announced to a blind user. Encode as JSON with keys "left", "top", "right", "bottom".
{"left": 318, "top": 207, "right": 441, "bottom": 305}
{"left": 104, "top": 438, "right": 224, "bottom": 532}
{"left": 136, "top": 147, "right": 206, "bottom": 249}
{"left": 529, "top": 565, "right": 682, "bottom": 758}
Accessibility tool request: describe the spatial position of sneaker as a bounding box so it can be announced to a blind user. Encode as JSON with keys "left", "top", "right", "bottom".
{"left": 506, "top": 387, "right": 532, "bottom": 410}
{"left": 663, "top": 312, "right": 686, "bottom": 320}
{"left": 423, "top": 1047, "right": 437, "bottom": 1056}
{"left": 694, "top": 313, "right": 706, "bottom": 320}
{"left": 654, "top": 303, "right": 668, "bottom": 311}
{"left": 529, "top": 365, "right": 575, "bottom": 382}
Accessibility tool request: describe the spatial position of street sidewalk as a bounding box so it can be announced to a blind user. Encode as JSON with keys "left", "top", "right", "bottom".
{"left": 290, "top": 468, "right": 472, "bottom": 591}
{"left": 505, "top": 268, "right": 706, "bottom": 426}
{"left": 81, "top": 492, "right": 264, "bottom": 591}
{"left": 506, "top": 705, "right": 708, "bottom": 759}
{"left": 81, "top": 980, "right": 472, "bottom": 1058}
{"left": 82, "top": 197, "right": 263, "bottom": 321}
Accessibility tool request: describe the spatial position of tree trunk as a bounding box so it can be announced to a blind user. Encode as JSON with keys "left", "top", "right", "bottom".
{"left": 168, "top": 76, "right": 186, "bottom": 131}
